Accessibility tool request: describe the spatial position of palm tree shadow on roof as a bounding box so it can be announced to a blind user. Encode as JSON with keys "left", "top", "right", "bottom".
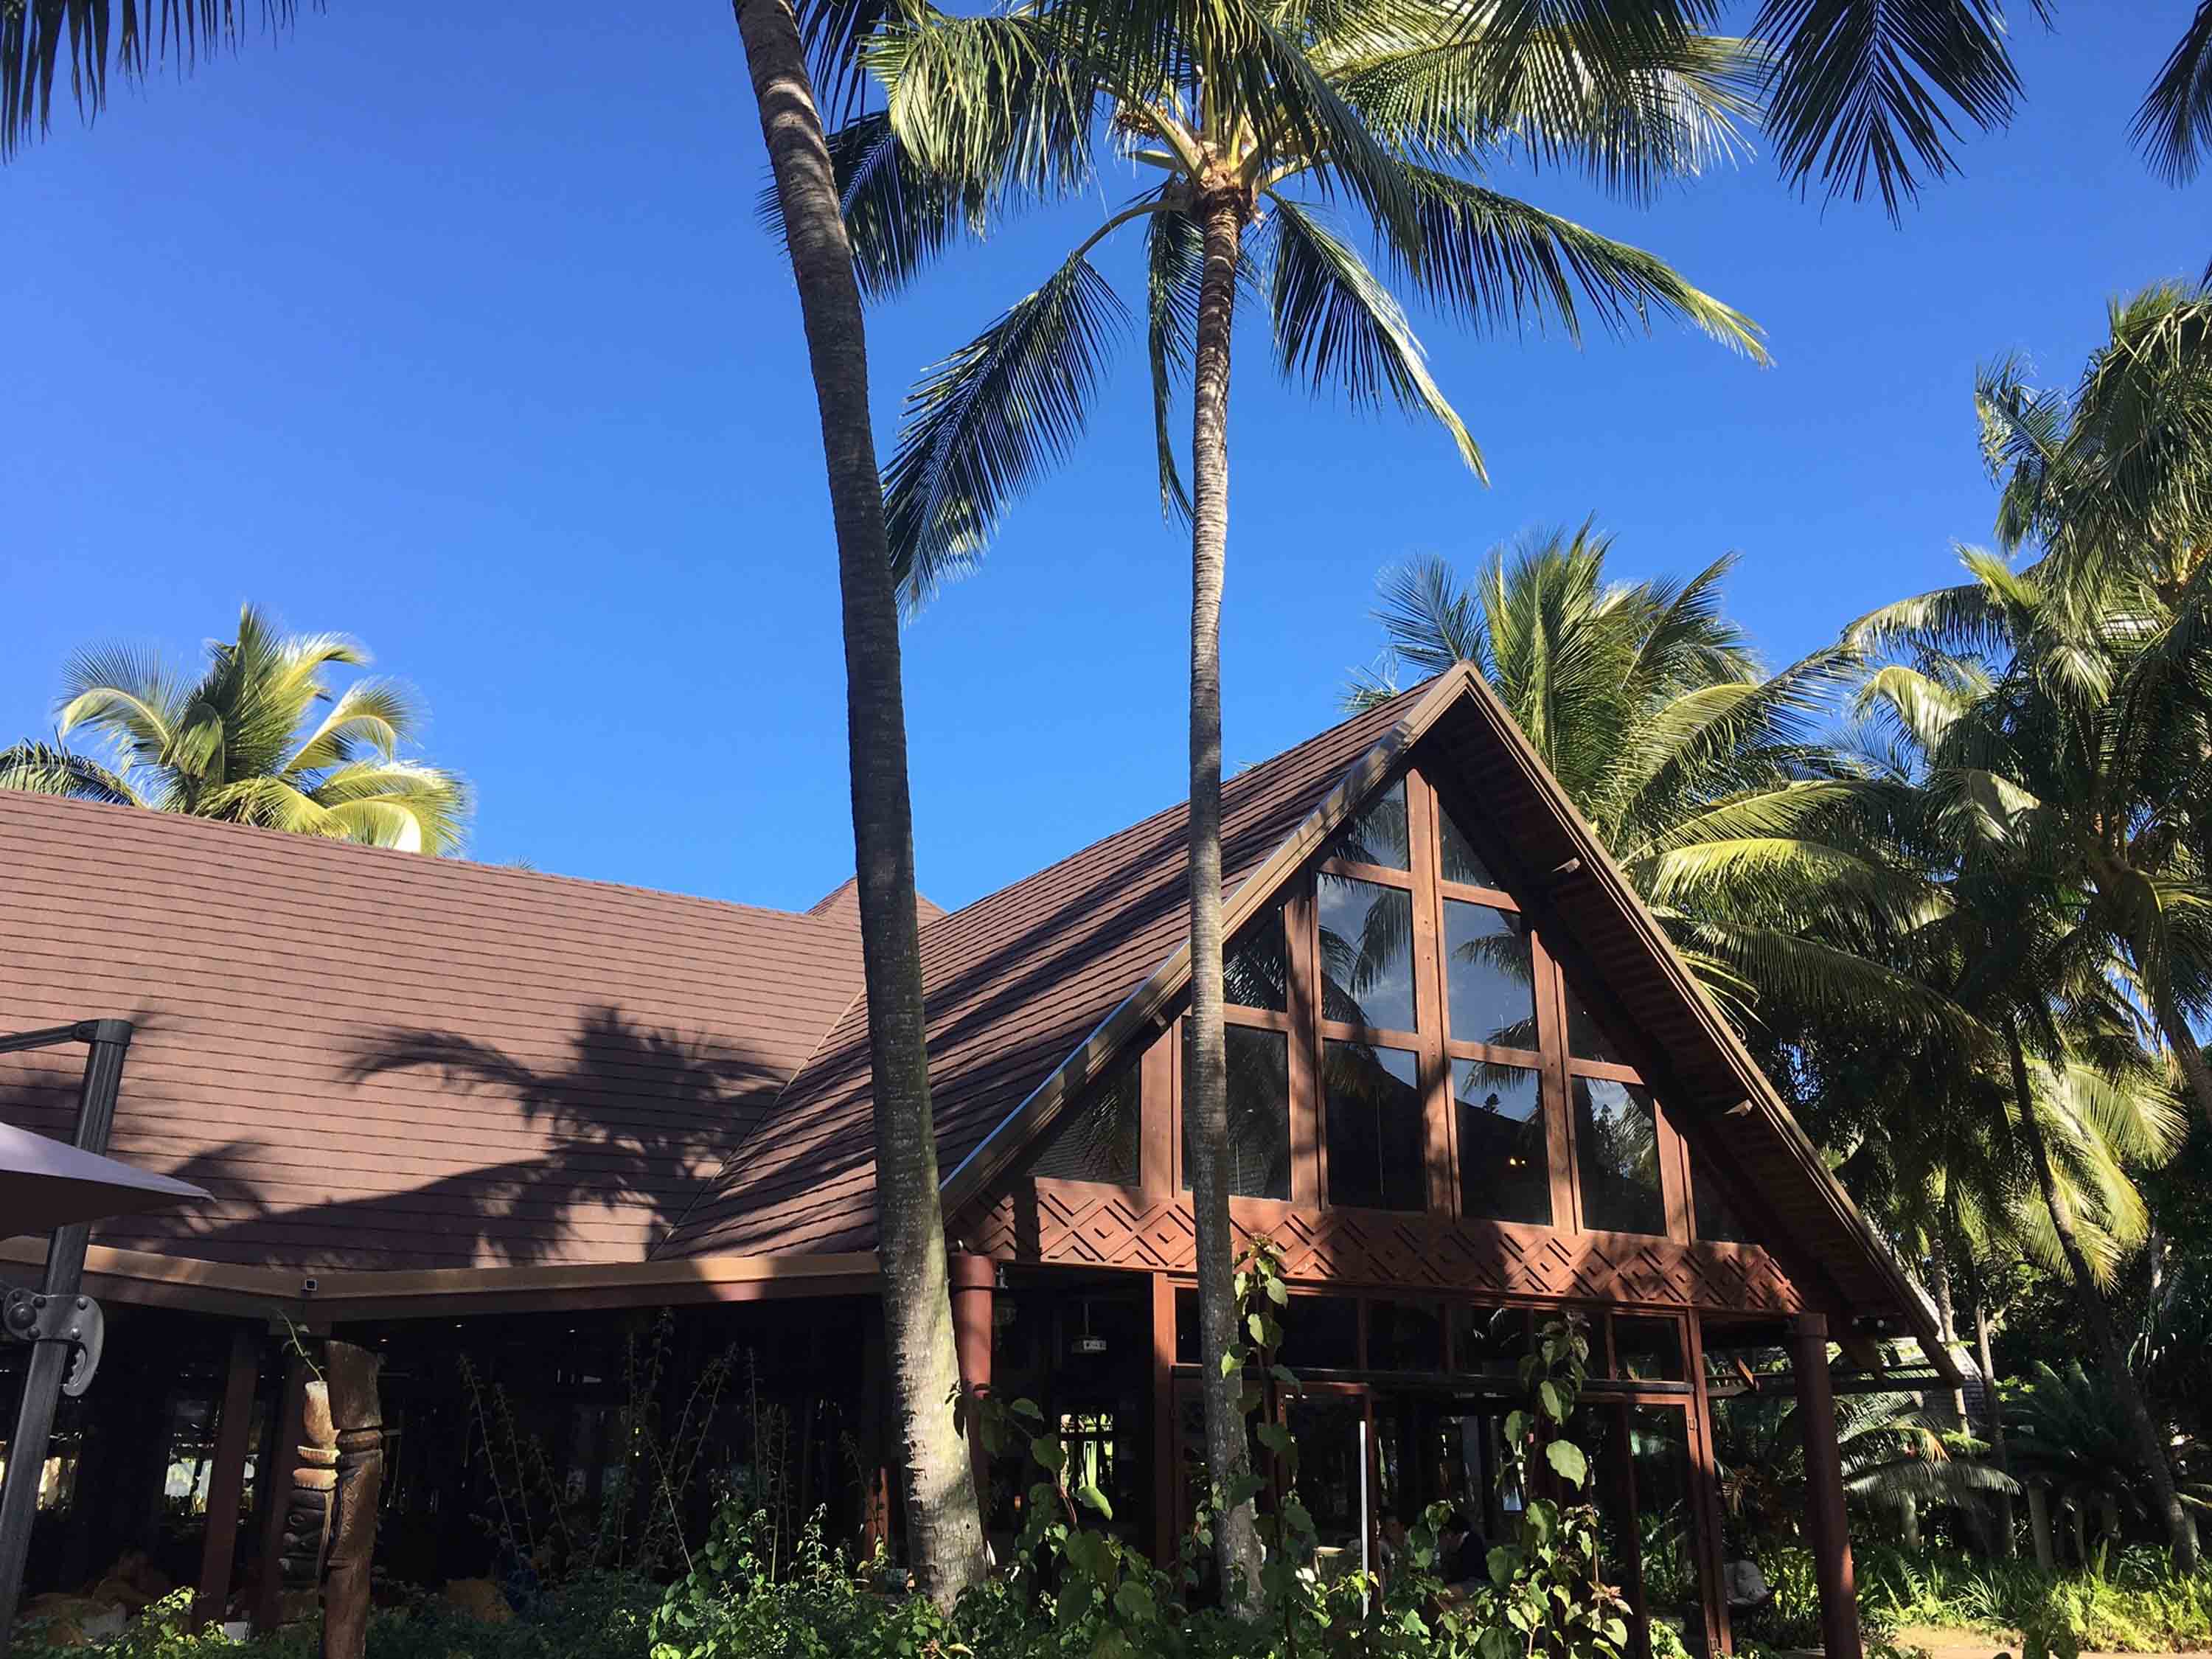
{"left": 157, "top": 1006, "right": 790, "bottom": 1270}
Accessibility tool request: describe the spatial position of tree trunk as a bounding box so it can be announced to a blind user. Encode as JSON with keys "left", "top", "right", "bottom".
{"left": 2004, "top": 1023, "right": 2199, "bottom": 1573}
{"left": 1183, "top": 177, "right": 1265, "bottom": 1610}
{"left": 2028, "top": 1482, "right": 2055, "bottom": 1571}
{"left": 1972, "top": 1300, "right": 2017, "bottom": 1557}
{"left": 732, "top": 0, "right": 988, "bottom": 1605}
{"left": 1930, "top": 1235, "right": 1968, "bottom": 1426}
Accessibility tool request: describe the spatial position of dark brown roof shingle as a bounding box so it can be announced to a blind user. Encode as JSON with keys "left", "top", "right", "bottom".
{"left": 0, "top": 795, "right": 866, "bottom": 1272}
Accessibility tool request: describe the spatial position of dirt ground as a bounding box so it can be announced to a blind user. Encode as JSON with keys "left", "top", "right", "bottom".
{"left": 1887, "top": 1623, "right": 2202, "bottom": 1658}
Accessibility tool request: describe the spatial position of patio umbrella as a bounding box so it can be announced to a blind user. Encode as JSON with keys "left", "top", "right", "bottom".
{"left": 0, "top": 1120, "right": 208, "bottom": 1239}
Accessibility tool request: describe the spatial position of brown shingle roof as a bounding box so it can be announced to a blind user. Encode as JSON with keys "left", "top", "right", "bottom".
{"left": 0, "top": 794, "right": 866, "bottom": 1272}
{"left": 661, "top": 687, "right": 1430, "bottom": 1258}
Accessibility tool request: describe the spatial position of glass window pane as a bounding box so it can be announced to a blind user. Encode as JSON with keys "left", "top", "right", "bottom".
{"left": 1564, "top": 981, "right": 1624, "bottom": 1065}
{"left": 1631, "top": 1407, "right": 1708, "bottom": 1656}
{"left": 1323, "top": 1040, "right": 1428, "bottom": 1212}
{"left": 1450, "top": 1305, "right": 1529, "bottom": 1376}
{"left": 1574, "top": 1078, "right": 1666, "bottom": 1236}
{"left": 1182, "top": 1025, "right": 1292, "bottom": 1200}
{"left": 1225, "top": 898, "right": 1290, "bottom": 1013}
{"left": 1276, "top": 1295, "right": 1360, "bottom": 1371}
{"left": 1318, "top": 875, "right": 1417, "bottom": 1034}
{"left": 1613, "top": 1316, "right": 1685, "bottom": 1382}
{"left": 1443, "top": 900, "right": 1535, "bottom": 1050}
{"left": 1326, "top": 779, "right": 1411, "bottom": 870}
{"left": 1453, "top": 1060, "right": 1551, "bottom": 1225}
{"left": 1438, "top": 801, "right": 1497, "bottom": 888}
{"left": 1691, "top": 1150, "right": 1748, "bottom": 1244}
{"left": 1369, "top": 1301, "right": 1444, "bottom": 1371}
{"left": 1175, "top": 1287, "right": 1200, "bottom": 1366}
{"left": 1030, "top": 1062, "right": 1140, "bottom": 1185}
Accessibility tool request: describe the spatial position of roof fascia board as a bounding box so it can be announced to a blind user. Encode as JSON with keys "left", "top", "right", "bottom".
{"left": 1437, "top": 678, "right": 1955, "bottom": 1381}
{"left": 0, "top": 1238, "right": 880, "bottom": 1323}
{"left": 939, "top": 668, "right": 1480, "bottom": 1217}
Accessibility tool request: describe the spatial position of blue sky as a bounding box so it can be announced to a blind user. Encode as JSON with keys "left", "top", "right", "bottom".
{"left": 4, "top": 4, "right": 2203, "bottom": 913}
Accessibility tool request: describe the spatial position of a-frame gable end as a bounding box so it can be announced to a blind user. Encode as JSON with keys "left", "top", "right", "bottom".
{"left": 944, "top": 672, "right": 1948, "bottom": 1379}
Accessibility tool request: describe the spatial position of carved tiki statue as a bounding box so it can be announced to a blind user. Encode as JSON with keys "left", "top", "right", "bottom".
{"left": 278, "top": 1339, "right": 384, "bottom": 1659}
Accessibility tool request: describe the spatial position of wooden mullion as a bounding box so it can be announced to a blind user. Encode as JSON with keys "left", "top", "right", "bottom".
{"left": 1141, "top": 1025, "right": 1175, "bottom": 1203}
{"left": 1533, "top": 928, "right": 1579, "bottom": 1233}
{"left": 1318, "top": 1017, "right": 1425, "bottom": 1046}
{"left": 1225, "top": 1006, "right": 1294, "bottom": 1035}
{"left": 1567, "top": 1056, "right": 1646, "bottom": 1086}
{"left": 1658, "top": 1089, "right": 1693, "bottom": 1245}
{"left": 1317, "top": 855, "right": 1418, "bottom": 891}
{"left": 1683, "top": 1311, "right": 1732, "bottom": 1657}
{"left": 1436, "top": 876, "right": 1521, "bottom": 913}
{"left": 1287, "top": 882, "right": 1323, "bottom": 1209}
{"left": 1407, "top": 769, "right": 1453, "bottom": 1217}
{"left": 1441, "top": 1037, "right": 1547, "bottom": 1069}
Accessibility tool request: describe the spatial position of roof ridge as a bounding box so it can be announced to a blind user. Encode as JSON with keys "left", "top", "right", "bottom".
{"left": 0, "top": 789, "right": 830, "bottom": 926}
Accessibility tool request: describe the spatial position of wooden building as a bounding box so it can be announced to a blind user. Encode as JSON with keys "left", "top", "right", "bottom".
{"left": 0, "top": 667, "right": 1949, "bottom": 1655}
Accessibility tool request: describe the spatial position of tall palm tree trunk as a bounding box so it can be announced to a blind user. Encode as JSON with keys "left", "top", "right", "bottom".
{"left": 733, "top": 0, "right": 988, "bottom": 1605}
{"left": 1184, "top": 178, "right": 1265, "bottom": 1607}
{"left": 2003, "top": 1022, "right": 2199, "bottom": 1572}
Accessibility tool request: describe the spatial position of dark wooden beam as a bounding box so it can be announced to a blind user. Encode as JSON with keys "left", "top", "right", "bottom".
{"left": 1792, "top": 1313, "right": 1863, "bottom": 1659}
{"left": 191, "top": 1326, "right": 262, "bottom": 1631}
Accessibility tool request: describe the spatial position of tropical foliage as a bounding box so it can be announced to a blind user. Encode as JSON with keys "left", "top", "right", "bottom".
{"left": 1, "top": 604, "right": 470, "bottom": 855}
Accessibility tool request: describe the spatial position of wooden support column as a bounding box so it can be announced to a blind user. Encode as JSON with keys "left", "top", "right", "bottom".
{"left": 858, "top": 1329, "right": 892, "bottom": 1558}
{"left": 1151, "top": 1272, "right": 1176, "bottom": 1567}
{"left": 1792, "top": 1314, "right": 1861, "bottom": 1659}
{"left": 249, "top": 1340, "right": 311, "bottom": 1636}
{"left": 191, "top": 1326, "right": 262, "bottom": 1631}
{"left": 948, "top": 1253, "right": 995, "bottom": 1520}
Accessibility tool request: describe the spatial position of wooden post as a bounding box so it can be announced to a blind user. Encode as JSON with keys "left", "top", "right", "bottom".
{"left": 321, "top": 1340, "right": 384, "bottom": 1659}
{"left": 1792, "top": 1314, "right": 1861, "bottom": 1659}
{"left": 948, "top": 1253, "right": 995, "bottom": 1528}
{"left": 1152, "top": 1273, "right": 1176, "bottom": 1567}
{"left": 1683, "top": 1313, "right": 1732, "bottom": 1657}
{"left": 191, "top": 1327, "right": 262, "bottom": 1631}
{"left": 858, "top": 1329, "right": 892, "bottom": 1559}
{"left": 249, "top": 1348, "right": 310, "bottom": 1635}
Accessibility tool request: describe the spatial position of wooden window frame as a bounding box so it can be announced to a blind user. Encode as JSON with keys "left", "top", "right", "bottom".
{"left": 1138, "top": 757, "right": 1694, "bottom": 1242}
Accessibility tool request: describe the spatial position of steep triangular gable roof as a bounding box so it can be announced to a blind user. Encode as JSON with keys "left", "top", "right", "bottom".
{"left": 658, "top": 684, "right": 1430, "bottom": 1259}
{"left": 667, "top": 669, "right": 1945, "bottom": 1368}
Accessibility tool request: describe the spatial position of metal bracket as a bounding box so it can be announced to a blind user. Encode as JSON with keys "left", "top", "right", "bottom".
{"left": 1, "top": 1288, "right": 105, "bottom": 1397}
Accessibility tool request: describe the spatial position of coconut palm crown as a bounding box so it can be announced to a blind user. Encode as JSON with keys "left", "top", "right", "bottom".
{"left": 0, "top": 604, "right": 470, "bottom": 855}
{"left": 833, "top": 0, "right": 1768, "bottom": 600}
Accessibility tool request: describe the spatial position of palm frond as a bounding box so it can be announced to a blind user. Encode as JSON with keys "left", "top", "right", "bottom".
{"left": 1263, "top": 195, "right": 1482, "bottom": 476}
{"left": 1750, "top": 0, "right": 2023, "bottom": 218}
{"left": 1, "top": 0, "right": 301, "bottom": 161}
{"left": 1390, "top": 165, "right": 1766, "bottom": 358}
{"left": 883, "top": 247, "right": 1130, "bottom": 608}
{"left": 2133, "top": 1, "right": 2212, "bottom": 184}
{"left": 0, "top": 740, "right": 145, "bottom": 807}
{"left": 1144, "top": 201, "right": 1201, "bottom": 524}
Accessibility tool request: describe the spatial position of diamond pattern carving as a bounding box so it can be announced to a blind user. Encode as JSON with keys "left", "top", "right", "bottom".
{"left": 956, "top": 1183, "right": 1799, "bottom": 1315}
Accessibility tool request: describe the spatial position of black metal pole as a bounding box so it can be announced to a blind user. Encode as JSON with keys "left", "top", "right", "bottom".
{"left": 0, "top": 1019, "right": 132, "bottom": 1652}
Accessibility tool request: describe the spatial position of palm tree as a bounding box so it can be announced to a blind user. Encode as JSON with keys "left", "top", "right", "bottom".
{"left": 9, "top": 0, "right": 2207, "bottom": 217}
{"left": 1976, "top": 282, "right": 2212, "bottom": 613}
{"left": 844, "top": 4, "right": 1768, "bottom": 1597}
{"left": 1714, "top": 1382, "right": 2017, "bottom": 1546}
{"left": 1846, "top": 546, "right": 2212, "bottom": 1130}
{"left": 726, "top": 0, "right": 992, "bottom": 1607}
{"left": 1345, "top": 526, "right": 1950, "bottom": 1038}
{"left": 1, "top": 604, "right": 470, "bottom": 853}
{"left": 4, "top": 4, "right": 993, "bottom": 1597}
{"left": 2004, "top": 1360, "right": 2212, "bottom": 1559}
{"left": 1845, "top": 575, "right": 2204, "bottom": 1571}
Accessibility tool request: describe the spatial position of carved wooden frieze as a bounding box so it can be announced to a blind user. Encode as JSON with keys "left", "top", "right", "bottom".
{"left": 956, "top": 1179, "right": 1799, "bottom": 1315}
